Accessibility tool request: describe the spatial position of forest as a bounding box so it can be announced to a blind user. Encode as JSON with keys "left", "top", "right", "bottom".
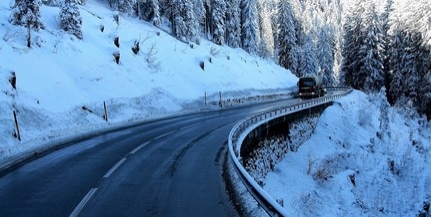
{"left": 9, "top": 0, "right": 431, "bottom": 119}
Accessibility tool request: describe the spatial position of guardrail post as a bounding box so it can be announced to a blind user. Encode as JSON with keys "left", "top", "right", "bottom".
{"left": 103, "top": 101, "right": 108, "bottom": 122}
{"left": 219, "top": 91, "right": 222, "bottom": 108}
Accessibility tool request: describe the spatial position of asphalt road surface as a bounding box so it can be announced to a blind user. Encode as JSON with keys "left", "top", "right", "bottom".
{"left": 0, "top": 96, "right": 315, "bottom": 217}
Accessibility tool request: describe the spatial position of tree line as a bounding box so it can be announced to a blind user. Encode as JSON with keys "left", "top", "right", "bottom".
{"left": 8, "top": 0, "right": 431, "bottom": 118}
{"left": 340, "top": 0, "right": 431, "bottom": 119}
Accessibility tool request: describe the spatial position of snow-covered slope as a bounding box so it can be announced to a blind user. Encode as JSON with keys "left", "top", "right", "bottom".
{"left": 264, "top": 91, "right": 431, "bottom": 216}
{"left": 0, "top": 1, "right": 297, "bottom": 166}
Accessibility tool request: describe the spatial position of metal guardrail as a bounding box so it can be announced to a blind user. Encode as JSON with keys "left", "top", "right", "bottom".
{"left": 228, "top": 87, "right": 352, "bottom": 216}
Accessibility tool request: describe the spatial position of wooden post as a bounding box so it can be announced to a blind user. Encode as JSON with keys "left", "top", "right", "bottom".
{"left": 13, "top": 111, "right": 21, "bottom": 141}
{"left": 103, "top": 101, "right": 108, "bottom": 122}
{"left": 219, "top": 91, "right": 222, "bottom": 108}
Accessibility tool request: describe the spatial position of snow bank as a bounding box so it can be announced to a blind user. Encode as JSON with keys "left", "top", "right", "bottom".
{"left": 264, "top": 90, "right": 431, "bottom": 216}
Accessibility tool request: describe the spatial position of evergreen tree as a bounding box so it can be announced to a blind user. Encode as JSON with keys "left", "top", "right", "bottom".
{"left": 117, "top": 0, "right": 134, "bottom": 14}
{"left": 241, "top": 0, "right": 259, "bottom": 54}
{"left": 317, "top": 25, "right": 336, "bottom": 86}
{"left": 60, "top": 0, "right": 83, "bottom": 39}
{"left": 387, "top": 1, "right": 405, "bottom": 104}
{"left": 276, "top": 0, "right": 298, "bottom": 75}
{"left": 193, "top": 0, "right": 206, "bottom": 34}
{"left": 340, "top": 0, "right": 364, "bottom": 87}
{"left": 401, "top": 33, "right": 420, "bottom": 105}
{"left": 408, "top": 0, "right": 431, "bottom": 116}
{"left": 225, "top": 0, "right": 241, "bottom": 48}
{"left": 361, "top": 1, "right": 385, "bottom": 93}
{"left": 171, "top": 0, "right": 197, "bottom": 42}
{"left": 137, "top": 0, "right": 161, "bottom": 26}
{"left": 257, "top": 0, "right": 274, "bottom": 58}
{"left": 299, "top": 35, "right": 318, "bottom": 77}
{"left": 381, "top": 0, "right": 393, "bottom": 96}
{"left": 9, "top": 0, "right": 45, "bottom": 31}
{"left": 269, "top": 0, "right": 279, "bottom": 54}
{"left": 211, "top": 0, "right": 226, "bottom": 45}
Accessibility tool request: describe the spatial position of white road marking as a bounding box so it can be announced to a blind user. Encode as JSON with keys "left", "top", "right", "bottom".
{"left": 153, "top": 131, "right": 173, "bottom": 140}
{"left": 130, "top": 141, "right": 150, "bottom": 154}
{"left": 103, "top": 158, "right": 126, "bottom": 178}
{"left": 69, "top": 188, "right": 97, "bottom": 217}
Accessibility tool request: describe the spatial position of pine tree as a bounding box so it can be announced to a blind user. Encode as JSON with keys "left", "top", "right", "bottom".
{"left": 137, "top": 0, "right": 161, "bottom": 26}
{"left": 361, "top": 1, "right": 385, "bottom": 93}
{"left": 407, "top": 0, "right": 431, "bottom": 115}
{"left": 241, "top": 0, "right": 259, "bottom": 54}
{"left": 171, "top": 0, "right": 197, "bottom": 42}
{"left": 225, "top": 0, "right": 241, "bottom": 48}
{"left": 211, "top": 0, "right": 226, "bottom": 45}
{"left": 9, "top": 0, "right": 45, "bottom": 31}
{"left": 60, "top": 0, "right": 83, "bottom": 39}
{"left": 317, "top": 25, "right": 336, "bottom": 86}
{"left": 276, "top": 0, "right": 298, "bottom": 75}
{"left": 193, "top": 0, "right": 206, "bottom": 34}
{"left": 299, "top": 35, "right": 318, "bottom": 77}
{"left": 387, "top": 1, "right": 405, "bottom": 104}
{"left": 340, "top": 0, "right": 364, "bottom": 87}
{"left": 381, "top": 0, "right": 393, "bottom": 96}
{"left": 257, "top": 0, "right": 274, "bottom": 58}
{"left": 401, "top": 33, "right": 420, "bottom": 105}
{"left": 117, "top": 0, "right": 134, "bottom": 14}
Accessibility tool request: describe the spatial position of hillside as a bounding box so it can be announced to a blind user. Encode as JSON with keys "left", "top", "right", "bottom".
{"left": 0, "top": 0, "right": 297, "bottom": 166}
{"left": 263, "top": 91, "right": 431, "bottom": 216}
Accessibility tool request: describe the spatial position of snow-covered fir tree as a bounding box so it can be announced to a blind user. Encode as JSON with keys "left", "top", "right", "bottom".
{"left": 60, "top": 0, "right": 83, "bottom": 39}
{"left": 257, "top": 0, "right": 274, "bottom": 58}
{"left": 117, "top": 0, "right": 134, "bottom": 14}
{"left": 387, "top": 3, "right": 405, "bottom": 104}
{"left": 137, "top": 0, "right": 161, "bottom": 26}
{"left": 276, "top": 0, "right": 298, "bottom": 75}
{"left": 211, "top": 0, "right": 226, "bottom": 45}
{"left": 317, "top": 25, "right": 336, "bottom": 86}
{"left": 193, "top": 0, "right": 206, "bottom": 35}
{"left": 268, "top": 0, "right": 278, "bottom": 53}
{"left": 361, "top": 1, "right": 385, "bottom": 92}
{"left": 400, "top": 34, "right": 420, "bottom": 105}
{"left": 171, "top": 0, "right": 197, "bottom": 42}
{"left": 298, "top": 35, "right": 318, "bottom": 77}
{"left": 225, "top": 0, "right": 241, "bottom": 48}
{"left": 381, "top": 0, "right": 393, "bottom": 93}
{"left": 9, "top": 0, "right": 45, "bottom": 31}
{"left": 340, "top": 0, "right": 364, "bottom": 87}
{"left": 241, "top": 0, "right": 259, "bottom": 54}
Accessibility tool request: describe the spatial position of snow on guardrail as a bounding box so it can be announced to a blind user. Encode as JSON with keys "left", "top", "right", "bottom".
{"left": 228, "top": 87, "right": 352, "bottom": 216}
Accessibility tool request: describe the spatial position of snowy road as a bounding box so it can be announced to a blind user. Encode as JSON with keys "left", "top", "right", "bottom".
{"left": 0, "top": 97, "right": 309, "bottom": 216}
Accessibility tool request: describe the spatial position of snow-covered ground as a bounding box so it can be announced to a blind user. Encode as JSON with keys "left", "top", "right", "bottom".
{"left": 3, "top": 1, "right": 430, "bottom": 216}
{"left": 0, "top": 0, "right": 297, "bottom": 167}
{"left": 264, "top": 90, "right": 431, "bottom": 216}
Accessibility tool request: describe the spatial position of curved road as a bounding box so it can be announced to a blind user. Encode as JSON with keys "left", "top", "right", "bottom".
{"left": 0, "top": 96, "right": 318, "bottom": 216}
